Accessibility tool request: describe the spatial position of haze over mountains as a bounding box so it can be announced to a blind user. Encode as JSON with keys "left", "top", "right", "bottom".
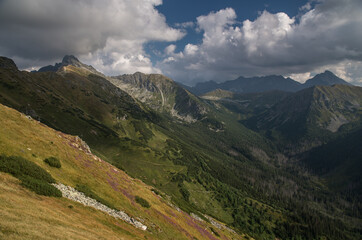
{"left": 0, "top": 55, "right": 361, "bottom": 240}
{"left": 187, "top": 71, "right": 352, "bottom": 95}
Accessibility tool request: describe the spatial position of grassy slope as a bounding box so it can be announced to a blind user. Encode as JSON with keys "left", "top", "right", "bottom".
{"left": 0, "top": 103, "right": 246, "bottom": 240}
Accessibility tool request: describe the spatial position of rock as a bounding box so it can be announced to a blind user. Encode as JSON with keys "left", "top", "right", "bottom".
{"left": 53, "top": 183, "right": 147, "bottom": 230}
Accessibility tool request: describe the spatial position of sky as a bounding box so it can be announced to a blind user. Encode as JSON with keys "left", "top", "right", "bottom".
{"left": 0, "top": 0, "right": 362, "bottom": 86}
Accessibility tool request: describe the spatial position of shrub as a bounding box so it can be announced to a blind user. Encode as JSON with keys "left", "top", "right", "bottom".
{"left": 44, "top": 157, "right": 61, "bottom": 168}
{"left": 20, "top": 175, "right": 62, "bottom": 197}
{"left": 178, "top": 183, "right": 190, "bottom": 201}
{"left": 0, "top": 155, "right": 60, "bottom": 197}
{"left": 135, "top": 196, "right": 151, "bottom": 208}
{"left": 0, "top": 155, "right": 55, "bottom": 183}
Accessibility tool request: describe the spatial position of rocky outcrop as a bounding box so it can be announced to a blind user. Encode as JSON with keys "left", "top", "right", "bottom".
{"left": 0, "top": 56, "right": 18, "bottom": 71}
{"left": 53, "top": 183, "right": 147, "bottom": 231}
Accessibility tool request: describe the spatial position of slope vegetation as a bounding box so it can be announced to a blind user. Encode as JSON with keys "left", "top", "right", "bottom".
{"left": 0, "top": 103, "right": 243, "bottom": 240}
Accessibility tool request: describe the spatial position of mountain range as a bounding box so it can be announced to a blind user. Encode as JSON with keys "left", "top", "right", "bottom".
{"left": 187, "top": 71, "right": 351, "bottom": 95}
{"left": 0, "top": 55, "right": 361, "bottom": 240}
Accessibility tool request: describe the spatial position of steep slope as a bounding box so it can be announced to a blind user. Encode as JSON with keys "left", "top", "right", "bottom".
{"left": 303, "top": 128, "right": 362, "bottom": 197}
{"left": 304, "top": 70, "right": 351, "bottom": 87}
{"left": 110, "top": 72, "right": 208, "bottom": 122}
{"left": 0, "top": 56, "right": 152, "bottom": 147}
{"left": 0, "top": 103, "right": 243, "bottom": 240}
{"left": 244, "top": 85, "right": 362, "bottom": 150}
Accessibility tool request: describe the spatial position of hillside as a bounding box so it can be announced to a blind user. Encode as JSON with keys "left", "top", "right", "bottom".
{"left": 110, "top": 72, "right": 208, "bottom": 122}
{"left": 202, "top": 89, "right": 291, "bottom": 118}
{"left": 302, "top": 128, "right": 362, "bottom": 197}
{"left": 0, "top": 103, "right": 243, "bottom": 240}
{"left": 243, "top": 85, "right": 362, "bottom": 148}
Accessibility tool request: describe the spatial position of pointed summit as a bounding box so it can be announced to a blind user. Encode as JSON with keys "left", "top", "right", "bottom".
{"left": 37, "top": 55, "right": 99, "bottom": 75}
{"left": 304, "top": 70, "right": 351, "bottom": 87}
{"left": 62, "top": 55, "right": 81, "bottom": 65}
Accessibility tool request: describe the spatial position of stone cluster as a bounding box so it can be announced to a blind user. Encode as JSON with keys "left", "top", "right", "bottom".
{"left": 53, "top": 183, "right": 147, "bottom": 231}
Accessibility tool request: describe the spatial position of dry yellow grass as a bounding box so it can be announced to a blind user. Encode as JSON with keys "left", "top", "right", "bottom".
{"left": 0, "top": 103, "right": 248, "bottom": 240}
{"left": 0, "top": 173, "right": 140, "bottom": 240}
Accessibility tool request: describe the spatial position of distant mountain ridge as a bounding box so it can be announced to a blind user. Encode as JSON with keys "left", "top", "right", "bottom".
{"left": 189, "top": 71, "right": 352, "bottom": 95}
{"left": 243, "top": 84, "right": 362, "bottom": 148}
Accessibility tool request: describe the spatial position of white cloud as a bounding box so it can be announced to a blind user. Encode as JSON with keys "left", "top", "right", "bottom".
{"left": 184, "top": 44, "right": 199, "bottom": 56}
{"left": 165, "top": 44, "right": 177, "bottom": 55}
{"left": 0, "top": 0, "right": 185, "bottom": 75}
{"left": 158, "top": 0, "right": 362, "bottom": 85}
{"left": 174, "top": 21, "right": 195, "bottom": 29}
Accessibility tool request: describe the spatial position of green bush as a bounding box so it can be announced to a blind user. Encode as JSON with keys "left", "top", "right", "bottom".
{"left": 20, "top": 175, "right": 62, "bottom": 197}
{"left": 135, "top": 196, "right": 151, "bottom": 208}
{"left": 178, "top": 183, "right": 190, "bottom": 201}
{"left": 44, "top": 157, "right": 61, "bottom": 168}
{"left": 0, "top": 155, "right": 55, "bottom": 183}
{"left": 0, "top": 155, "right": 60, "bottom": 197}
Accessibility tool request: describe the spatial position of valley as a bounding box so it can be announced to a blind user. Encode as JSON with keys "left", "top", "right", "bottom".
{"left": 0, "top": 55, "right": 361, "bottom": 240}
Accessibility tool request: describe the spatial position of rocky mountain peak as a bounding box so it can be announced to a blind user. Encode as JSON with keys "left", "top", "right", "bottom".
{"left": 304, "top": 70, "right": 351, "bottom": 87}
{"left": 0, "top": 56, "right": 18, "bottom": 71}
{"left": 37, "top": 55, "right": 99, "bottom": 75}
{"left": 62, "top": 55, "right": 81, "bottom": 65}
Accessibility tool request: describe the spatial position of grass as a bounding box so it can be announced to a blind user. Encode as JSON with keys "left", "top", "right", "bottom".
{"left": 0, "top": 173, "right": 140, "bottom": 240}
{"left": 0, "top": 103, "right": 245, "bottom": 240}
{"left": 76, "top": 184, "right": 117, "bottom": 210}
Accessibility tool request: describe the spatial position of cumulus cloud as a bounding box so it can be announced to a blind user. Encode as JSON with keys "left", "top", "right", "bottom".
{"left": 0, "top": 0, "right": 184, "bottom": 75}
{"left": 158, "top": 0, "right": 362, "bottom": 85}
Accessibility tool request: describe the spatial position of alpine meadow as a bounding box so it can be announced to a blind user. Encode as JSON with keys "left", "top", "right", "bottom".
{"left": 0, "top": 0, "right": 361, "bottom": 239}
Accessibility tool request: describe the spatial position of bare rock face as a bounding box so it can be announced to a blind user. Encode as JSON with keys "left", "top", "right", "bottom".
{"left": 53, "top": 183, "right": 147, "bottom": 231}
{"left": 110, "top": 72, "right": 208, "bottom": 122}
